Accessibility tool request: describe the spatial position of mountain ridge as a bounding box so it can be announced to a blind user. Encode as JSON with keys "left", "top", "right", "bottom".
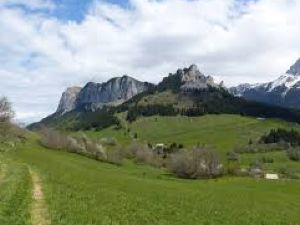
{"left": 56, "top": 75, "right": 153, "bottom": 115}
{"left": 230, "top": 58, "right": 300, "bottom": 108}
{"left": 29, "top": 62, "right": 300, "bottom": 131}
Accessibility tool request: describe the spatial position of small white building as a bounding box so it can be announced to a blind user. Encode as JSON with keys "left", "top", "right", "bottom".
{"left": 265, "top": 173, "right": 279, "bottom": 180}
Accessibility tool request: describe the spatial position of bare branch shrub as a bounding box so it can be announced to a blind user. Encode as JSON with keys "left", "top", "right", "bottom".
{"left": 127, "top": 142, "right": 163, "bottom": 167}
{"left": 168, "top": 146, "right": 223, "bottom": 179}
{"left": 39, "top": 127, "right": 123, "bottom": 165}
{"left": 0, "top": 97, "right": 14, "bottom": 141}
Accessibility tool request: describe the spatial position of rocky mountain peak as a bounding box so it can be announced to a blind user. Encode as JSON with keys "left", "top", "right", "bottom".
{"left": 180, "top": 64, "right": 218, "bottom": 90}
{"left": 75, "top": 75, "right": 153, "bottom": 110}
{"left": 56, "top": 86, "right": 82, "bottom": 115}
{"left": 286, "top": 58, "right": 300, "bottom": 75}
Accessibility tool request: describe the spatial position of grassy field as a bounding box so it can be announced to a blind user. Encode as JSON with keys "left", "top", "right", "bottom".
{"left": 85, "top": 114, "right": 300, "bottom": 153}
{"left": 0, "top": 152, "right": 32, "bottom": 225}
{"left": 1, "top": 115, "right": 300, "bottom": 224}
{"left": 3, "top": 137, "right": 299, "bottom": 225}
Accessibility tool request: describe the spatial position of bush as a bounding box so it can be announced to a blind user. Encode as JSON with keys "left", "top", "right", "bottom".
{"left": 278, "top": 167, "right": 300, "bottom": 179}
{"left": 0, "top": 97, "right": 14, "bottom": 142}
{"left": 99, "top": 137, "right": 117, "bottom": 146}
{"left": 260, "top": 128, "right": 300, "bottom": 146}
{"left": 248, "top": 160, "right": 263, "bottom": 177}
{"left": 127, "top": 143, "right": 162, "bottom": 167}
{"left": 227, "top": 151, "right": 239, "bottom": 161}
{"left": 286, "top": 148, "right": 300, "bottom": 161}
{"left": 226, "top": 163, "right": 243, "bottom": 176}
{"left": 234, "top": 143, "right": 288, "bottom": 154}
{"left": 39, "top": 128, "right": 123, "bottom": 165}
{"left": 168, "top": 146, "right": 223, "bottom": 179}
{"left": 261, "top": 156, "right": 274, "bottom": 164}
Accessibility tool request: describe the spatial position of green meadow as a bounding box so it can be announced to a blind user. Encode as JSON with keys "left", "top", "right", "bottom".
{"left": 85, "top": 114, "right": 300, "bottom": 152}
{"left": 1, "top": 114, "right": 300, "bottom": 224}
{"left": 8, "top": 138, "right": 300, "bottom": 225}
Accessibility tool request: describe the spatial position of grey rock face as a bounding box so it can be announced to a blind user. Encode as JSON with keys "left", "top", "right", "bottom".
{"left": 76, "top": 75, "right": 152, "bottom": 109}
{"left": 56, "top": 87, "right": 82, "bottom": 115}
{"left": 180, "top": 64, "right": 219, "bottom": 91}
{"left": 286, "top": 58, "right": 300, "bottom": 75}
{"left": 230, "top": 58, "right": 300, "bottom": 109}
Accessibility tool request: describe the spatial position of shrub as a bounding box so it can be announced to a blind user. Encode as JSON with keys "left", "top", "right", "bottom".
{"left": 226, "top": 163, "right": 242, "bottom": 176}
{"left": 168, "top": 146, "right": 223, "bottom": 179}
{"left": 261, "top": 156, "right": 274, "bottom": 163}
{"left": 227, "top": 151, "right": 239, "bottom": 161}
{"left": 99, "top": 137, "right": 117, "bottom": 146}
{"left": 127, "top": 143, "right": 162, "bottom": 167}
{"left": 260, "top": 128, "right": 300, "bottom": 146}
{"left": 39, "top": 128, "right": 123, "bottom": 165}
{"left": 286, "top": 148, "right": 300, "bottom": 161}
{"left": 234, "top": 143, "right": 287, "bottom": 154}
{"left": 248, "top": 160, "right": 263, "bottom": 177}
{"left": 278, "top": 167, "right": 300, "bottom": 179}
{"left": 0, "top": 97, "right": 14, "bottom": 142}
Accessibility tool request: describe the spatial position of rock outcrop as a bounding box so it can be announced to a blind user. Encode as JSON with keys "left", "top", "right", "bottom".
{"left": 55, "top": 75, "right": 153, "bottom": 114}
{"left": 56, "top": 87, "right": 82, "bottom": 115}
{"left": 75, "top": 75, "right": 153, "bottom": 110}
{"left": 179, "top": 64, "right": 219, "bottom": 91}
{"left": 286, "top": 58, "right": 300, "bottom": 75}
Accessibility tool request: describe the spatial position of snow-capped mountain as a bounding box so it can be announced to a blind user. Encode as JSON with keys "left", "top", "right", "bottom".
{"left": 230, "top": 58, "right": 300, "bottom": 108}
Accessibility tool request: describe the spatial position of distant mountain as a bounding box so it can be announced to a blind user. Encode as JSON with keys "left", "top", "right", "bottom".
{"left": 56, "top": 87, "right": 82, "bottom": 115}
{"left": 230, "top": 58, "right": 300, "bottom": 108}
{"left": 75, "top": 76, "right": 153, "bottom": 112}
{"left": 120, "top": 64, "right": 300, "bottom": 124}
{"left": 55, "top": 75, "right": 153, "bottom": 115}
{"left": 29, "top": 64, "right": 300, "bottom": 131}
{"left": 157, "top": 64, "right": 223, "bottom": 92}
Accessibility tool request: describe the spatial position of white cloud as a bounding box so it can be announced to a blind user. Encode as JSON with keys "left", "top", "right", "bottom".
{"left": 0, "top": 0, "right": 55, "bottom": 10}
{"left": 1, "top": 0, "right": 300, "bottom": 123}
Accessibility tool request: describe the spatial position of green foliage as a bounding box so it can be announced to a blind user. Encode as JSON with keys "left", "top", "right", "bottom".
{"left": 127, "top": 104, "right": 178, "bottom": 122}
{"left": 260, "top": 128, "right": 300, "bottom": 146}
{"left": 29, "top": 107, "right": 120, "bottom": 131}
{"left": 157, "top": 72, "right": 182, "bottom": 92}
{"left": 123, "top": 85, "right": 300, "bottom": 123}
{"left": 287, "top": 148, "right": 300, "bottom": 161}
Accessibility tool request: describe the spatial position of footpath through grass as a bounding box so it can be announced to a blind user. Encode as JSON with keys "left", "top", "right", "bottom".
{"left": 12, "top": 137, "right": 300, "bottom": 225}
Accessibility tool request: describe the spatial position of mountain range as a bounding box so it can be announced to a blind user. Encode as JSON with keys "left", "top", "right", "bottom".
{"left": 29, "top": 62, "right": 300, "bottom": 131}
{"left": 230, "top": 58, "right": 300, "bottom": 108}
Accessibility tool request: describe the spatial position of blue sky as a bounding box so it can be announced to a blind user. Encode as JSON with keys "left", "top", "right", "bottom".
{"left": 5, "top": 0, "right": 254, "bottom": 22}
{"left": 1, "top": 0, "right": 300, "bottom": 123}
{"left": 51, "top": 0, "right": 129, "bottom": 22}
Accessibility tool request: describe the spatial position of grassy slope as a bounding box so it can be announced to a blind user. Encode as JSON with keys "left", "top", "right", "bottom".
{"left": 85, "top": 114, "right": 300, "bottom": 175}
{"left": 85, "top": 114, "right": 300, "bottom": 153}
{"left": 0, "top": 152, "right": 32, "bottom": 225}
{"left": 12, "top": 137, "right": 300, "bottom": 225}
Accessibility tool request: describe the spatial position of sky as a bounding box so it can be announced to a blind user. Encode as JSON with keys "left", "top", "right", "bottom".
{"left": 1, "top": 0, "right": 300, "bottom": 124}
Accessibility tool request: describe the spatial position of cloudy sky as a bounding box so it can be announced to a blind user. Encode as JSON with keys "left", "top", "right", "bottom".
{"left": 1, "top": 0, "right": 300, "bottom": 123}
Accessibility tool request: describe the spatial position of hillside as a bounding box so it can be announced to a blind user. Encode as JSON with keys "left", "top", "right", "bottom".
{"left": 29, "top": 64, "right": 300, "bottom": 131}
{"left": 0, "top": 133, "right": 299, "bottom": 225}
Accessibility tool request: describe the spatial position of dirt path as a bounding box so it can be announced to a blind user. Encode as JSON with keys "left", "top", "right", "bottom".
{"left": 30, "top": 169, "right": 51, "bottom": 225}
